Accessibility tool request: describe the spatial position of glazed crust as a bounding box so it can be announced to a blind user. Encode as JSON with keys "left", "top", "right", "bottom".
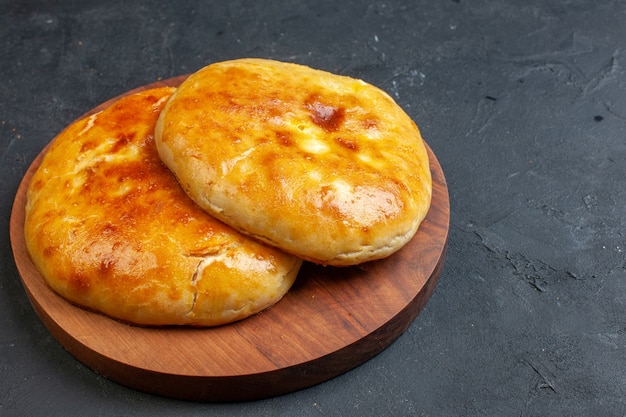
{"left": 24, "top": 87, "right": 301, "bottom": 326}
{"left": 155, "top": 59, "right": 432, "bottom": 265}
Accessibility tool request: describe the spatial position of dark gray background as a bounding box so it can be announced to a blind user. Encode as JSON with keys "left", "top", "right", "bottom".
{"left": 2, "top": 1, "right": 625, "bottom": 415}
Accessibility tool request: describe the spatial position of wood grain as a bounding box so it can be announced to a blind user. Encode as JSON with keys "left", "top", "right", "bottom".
{"left": 9, "top": 76, "right": 449, "bottom": 402}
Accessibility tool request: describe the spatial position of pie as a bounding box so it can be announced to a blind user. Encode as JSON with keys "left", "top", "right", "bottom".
{"left": 155, "top": 58, "right": 432, "bottom": 265}
{"left": 24, "top": 87, "right": 302, "bottom": 326}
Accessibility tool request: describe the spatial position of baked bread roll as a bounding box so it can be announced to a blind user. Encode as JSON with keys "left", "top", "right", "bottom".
{"left": 24, "top": 87, "right": 301, "bottom": 326}
{"left": 155, "top": 59, "right": 432, "bottom": 265}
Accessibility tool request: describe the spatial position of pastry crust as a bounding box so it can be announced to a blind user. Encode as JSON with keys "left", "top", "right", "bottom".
{"left": 24, "top": 87, "right": 301, "bottom": 326}
{"left": 156, "top": 59, "right": 432, "bottom": 265}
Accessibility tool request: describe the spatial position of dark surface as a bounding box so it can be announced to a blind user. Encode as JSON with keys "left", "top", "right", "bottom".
{"left": 1, "top": 0, "right": 625, "bottom": 415}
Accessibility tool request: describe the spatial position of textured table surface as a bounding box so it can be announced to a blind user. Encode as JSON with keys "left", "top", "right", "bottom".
{"left": 2, "top": 1, "right": 625, "bottom": 415}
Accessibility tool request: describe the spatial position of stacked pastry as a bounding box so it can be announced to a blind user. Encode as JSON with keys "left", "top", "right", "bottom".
{"left": 24, "top": 59, "right": 432, "bottom": 327}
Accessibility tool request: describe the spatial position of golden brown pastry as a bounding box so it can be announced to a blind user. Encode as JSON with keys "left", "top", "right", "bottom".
{"left": 24, "top": 87, "right": 301, "bottom": 326}
{"left": 155, "top": 58, "right": 432, "bottom": 266}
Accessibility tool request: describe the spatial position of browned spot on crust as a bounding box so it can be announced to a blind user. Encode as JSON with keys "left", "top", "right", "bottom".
{"left": 305, "top": 97, "right": 345, "bottom": 132}
{"left": 275, "top": 130, "right": 293, "bottom": 146}
{"left": 80, "top": 140, "right": 97, "bottom": 154}
{"left": 335, "top": 137, "right": 358, "bottom": 151}
{"left": 70, "top": 272, "right": 91, "bottom": 293}
{"left": 43, "top": 246, "right": 57, "bottom": 258}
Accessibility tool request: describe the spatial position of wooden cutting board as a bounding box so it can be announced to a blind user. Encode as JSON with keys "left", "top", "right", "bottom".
{"left": 9, "top": 76, "right": 450, "bottom": 402}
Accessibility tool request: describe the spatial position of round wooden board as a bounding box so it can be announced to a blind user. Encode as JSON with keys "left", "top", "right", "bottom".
{"left": 9, "top": 76, "right": 450, "bottom": 402}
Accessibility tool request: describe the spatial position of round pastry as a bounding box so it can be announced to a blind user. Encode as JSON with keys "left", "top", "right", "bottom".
{"left": 24, "top": 87, "right": 302, "bottom": 327}
{"left": 155, "top": 58, "right": 432, "bottom": 266}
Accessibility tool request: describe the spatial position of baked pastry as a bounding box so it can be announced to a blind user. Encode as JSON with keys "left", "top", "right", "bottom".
{"left": 155, "top": 58, "right": 432, "bottom": 265}
{"left": 24, "top": 87, "right": 301, "bottom": 326}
